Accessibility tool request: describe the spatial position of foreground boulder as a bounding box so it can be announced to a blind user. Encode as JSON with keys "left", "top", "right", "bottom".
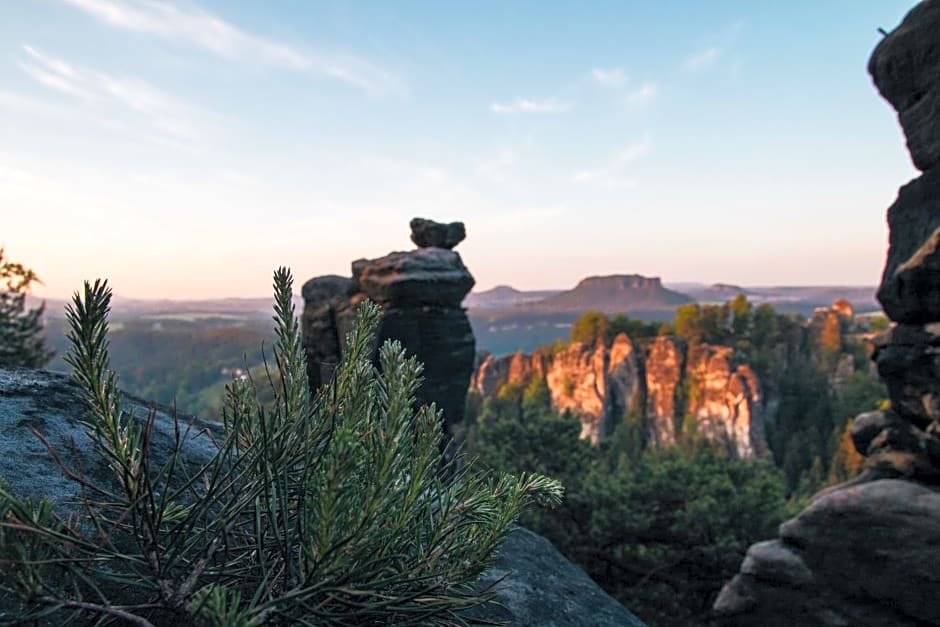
{"left": 714, "top": 476, "right": 940, "bottom": 625}
{"left": 716, "top": 2, "right": 940, "bottom": 622}
{"left": 0, "top": 367, "right": 638, "bottom": 626}
{"left": 469, "top": 527, "right": 645, "bottom": 626}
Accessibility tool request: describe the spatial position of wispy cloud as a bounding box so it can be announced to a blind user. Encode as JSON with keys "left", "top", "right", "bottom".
{"left": 490, "top": 98, "right": 572, "bottom": 114}
{"left": 19, "top": 44, "right": 215, "bottom": 144}
{"left": 572, "top": 135, "right": 651, "bottom": 189}
{"left": 685, "top": 46, "right": 722, "bottom": 71}
{"left": 59, "top": 0, "right": 402, "bottom": 95}
{"left": 624, "top": 82, "right": 658, "bottom": 105}
{"left": 590, "top": 67, "right": 628, "bottom": 87}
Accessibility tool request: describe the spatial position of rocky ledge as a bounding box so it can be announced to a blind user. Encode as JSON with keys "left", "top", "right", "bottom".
{"left": 0, "top": 367, "right": 642, "bottom": 626}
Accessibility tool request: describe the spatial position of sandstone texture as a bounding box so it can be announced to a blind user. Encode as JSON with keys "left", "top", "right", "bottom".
{"left": 409, "top": 217, "right": 466, "bottom": 249}
{"left": 302, "top": 219, "right": 475, "bottom": 450}
{"left": 0, "top": 367, "right": 641, "bottom": 626}
{"left": 644, "top": 336, "right": 686, "bottom": 447}
{"left": 473, "top": 337, "right": 643, "bottom": 446}
{"left": 545, "top": 335, "right": 644, "bottom": 444}
{"left": 716, "top": 3, "right": 940, "bottom": 622}
{"left": 684, "top": 344, "right": 766, "bottom": 459}
{"left": 471, "top": 333, "right": 770, "bottom": 458}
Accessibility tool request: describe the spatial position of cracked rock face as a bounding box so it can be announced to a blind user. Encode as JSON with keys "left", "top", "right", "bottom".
{"left": 715, "top": 2, "right": 940, "bottom": 623}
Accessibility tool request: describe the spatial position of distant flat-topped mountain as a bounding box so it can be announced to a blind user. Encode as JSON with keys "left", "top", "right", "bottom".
{"left": 531, "top": 274, "right": 694, "bottom": 313}
{"left": 463, "top": 285, "right": 561, "bottom": 309}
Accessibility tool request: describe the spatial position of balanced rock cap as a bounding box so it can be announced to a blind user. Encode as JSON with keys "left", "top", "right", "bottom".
{"left": 410, "top": 217, "right": 466, "bottom": 249}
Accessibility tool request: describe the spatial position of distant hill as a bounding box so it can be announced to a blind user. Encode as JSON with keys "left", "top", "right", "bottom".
{"left": 31, "top": 295, "right": 303, "bottom": 319}
{"left": 672, "top": 283, "right": 751, "bottom": 303}
{"left": 464, "top": 285, "right": 561, "bottom": 309}
{"left": 531, "top": 275, "right": 694, "bottom": 313}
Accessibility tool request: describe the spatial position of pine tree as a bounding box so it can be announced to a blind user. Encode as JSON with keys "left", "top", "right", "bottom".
{"left": 0, "top": 249, "right": 54, "bottom": 368}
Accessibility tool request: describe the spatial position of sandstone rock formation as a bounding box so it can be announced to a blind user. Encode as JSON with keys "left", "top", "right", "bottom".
{"left": 0, "top": 367, "right": 641, "bottom": 627}
{"left": 471, "top": 333, "right": 769, "bottom": 458}
{"left": 805, "top": 300, "right": 859, "bottom": 390}
{"left": 644, "top": 336, "right": 686, "bottom": 447}
{"left": 684, "top": 344, "right": 766, "bottom": 459}
{"left": 715, "top": 3, "right": 940, "bottom": 623}
{"left": 472, "top": 337, "right": 643, "bottom": 446}
{"left": 546, "top": 335, "right": 644, "bottom": 444}
{"left": 302, "top": 219, "right": 475, "bottom": 450}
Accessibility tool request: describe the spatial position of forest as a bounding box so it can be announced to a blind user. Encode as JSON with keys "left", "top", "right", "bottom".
{"left": 461, "top": 296, "right": 887, "bottom": 625}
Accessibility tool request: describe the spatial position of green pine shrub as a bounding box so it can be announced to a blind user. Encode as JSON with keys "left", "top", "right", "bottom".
{"left": 0, "top": 248, "right": 53, "bottom": 368}
{"left": 0, "top": 268, "right": 561, "bottom": 626}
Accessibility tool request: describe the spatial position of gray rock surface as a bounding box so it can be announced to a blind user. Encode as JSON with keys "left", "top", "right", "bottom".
{"left": 0, "top": 368, "right": 219, "bottom": 514}
{"left": 714, "top": 478, "right": 940, "bottom": 626}
{"left": 410, "top": 217, "right": 466, "bottom": 249}
{"left": 869, "top": 0, "right": 940, "bottom": 172}
{"left": 0, "top": 367, "right": 639, "bottom": 626}
{"left": 469, "top": 527, "right": 646, "bottom": 626}
{"left": 354, "top": 248, "right": 474, "bottom": 309}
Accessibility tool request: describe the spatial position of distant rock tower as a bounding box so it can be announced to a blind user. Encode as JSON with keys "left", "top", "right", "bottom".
{"left": 301, "top": 218, "right": 475, "bottom": 456}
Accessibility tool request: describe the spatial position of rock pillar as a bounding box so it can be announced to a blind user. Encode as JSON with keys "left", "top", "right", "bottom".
{"left": 302, "top": 218, "right": 475, "bottom": 454}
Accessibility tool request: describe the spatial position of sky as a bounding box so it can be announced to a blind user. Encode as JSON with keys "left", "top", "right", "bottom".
{"left": 0, "top": 0, "right": 924, "bottom": 299}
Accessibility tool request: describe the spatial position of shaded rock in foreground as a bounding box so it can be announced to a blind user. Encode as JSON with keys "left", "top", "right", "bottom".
{"left": 468, "top": 527, "right": 646, "bottom": 627}
{"left": 0, "top": 368, "right": 219, "bottom": 513}
{"left": 714, "top": 477, "right": 940, "bottom": 626}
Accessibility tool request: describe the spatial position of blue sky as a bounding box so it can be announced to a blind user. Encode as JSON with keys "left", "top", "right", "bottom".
{"left": 0, "top": 0, "right": 922, "bottom": 298}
